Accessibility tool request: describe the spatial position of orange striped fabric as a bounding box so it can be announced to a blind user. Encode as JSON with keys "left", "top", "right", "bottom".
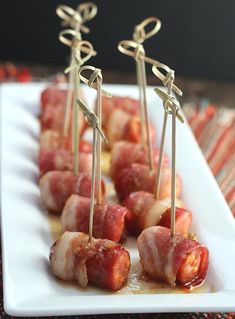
{"left": 184, "top": 104, "right": 235, "bottom": 217}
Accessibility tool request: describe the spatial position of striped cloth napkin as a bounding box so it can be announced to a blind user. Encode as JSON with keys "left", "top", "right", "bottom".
{"left": 184, "top": 103, "right": 235, "bottom": 217}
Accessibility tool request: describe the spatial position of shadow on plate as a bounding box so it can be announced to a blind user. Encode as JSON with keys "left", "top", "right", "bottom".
{"left": 11, "top": 165, "right": 39, "bottom": 183}
{"left": 13, "top": 120, "right": 39, "bottom": 142}
{"left": 19, "top": 192, "right": 42, "bottom": 210}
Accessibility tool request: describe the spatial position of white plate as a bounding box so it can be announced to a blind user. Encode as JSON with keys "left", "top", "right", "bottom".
{"left": 1, "top": 83, "right": 235, "bottom": 317}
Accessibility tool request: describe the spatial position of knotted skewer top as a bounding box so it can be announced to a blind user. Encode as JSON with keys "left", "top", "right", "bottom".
{"left": 59, "top": 29, "right": 97, "bottom": 57}
{"left": 77, "top": 66, "right": 111, "bottom": 142}
{"left": 56, "top": 2, "right": 97, "bottom": 33}
{"left": 78, "top": 99, "right": 108, "bottom": 144}
{"left": 78, "top": 66, "right": 112, "bottom": 98}
{"left": 133, "top": 17, "right": 161, "bottom": 44}
{"left": 118, "top": 41, "right": 183, "bottom": 97}
{"left": 154, "top": 87, "right": 184, "bottom": 123}
{"left": 64, "top": 40, "right": 96, "bottom": 74}
{"left": 118, "top": 17, "right": 161, "bottom": 60}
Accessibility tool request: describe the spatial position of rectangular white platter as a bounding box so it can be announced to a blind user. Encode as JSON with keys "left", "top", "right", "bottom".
{"left": 1, "top": 83, "right": 235, "bottom": 317}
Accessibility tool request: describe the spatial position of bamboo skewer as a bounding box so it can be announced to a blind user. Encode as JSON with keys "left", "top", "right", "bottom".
{"left": 73, "top": 70, "right": 80, "bottom": 174}
{"left": 78, "top": 66, "right": 111, "bottom": 203}
{"left": 77, "top": 98, "right": 108, "bottom": 242}
{"left": 171, "top": 104, "right": 177, "bottom": 237}
{"left": 59, "top": 29, "right": 96, "bottom": 141}
{"left": 154, "top": 76, "right": 174, "bottom": 199}
{"left": 139, "top": 56, "right": 154, "bottom": 171}
{"left": 63, "top": 41, "right": 96, "bottom": 175}
{"left": 118, "top": 17, "right": 161, "bottom": 171}
{"left": 57, "top": 6, "right": 85, "bottom": 138}
{"left": 135, "top": 51, "right": 145, "bottom": 147}
{"left": 96, "top": 76, "right": 102, "bottom": 204}
{"left": 89, "top": 123, "right": 97, "bottom": 242}
{"left": 59, "top": 30, "right": 97, "bottom": 141}
{"left": 72, "top": 49, "right": 81, "bottom": 157}
{"left": 57, "top": 3, "right": 97, "bottom": 138}
{"left": 59, "top": 31, "right": 81, "bottom": 138}
{"left": 153, "top": 67, "right": 184, "bottom": 238}
{"left": 77, "top": 66, "right": 110, "bottom": 241}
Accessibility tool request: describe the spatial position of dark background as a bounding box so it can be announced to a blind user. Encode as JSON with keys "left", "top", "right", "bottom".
{"left": 1, "top": 0, "right": 235, "bottom": 81}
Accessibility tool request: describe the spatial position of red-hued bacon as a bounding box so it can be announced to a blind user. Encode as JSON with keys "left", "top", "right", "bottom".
{"left": 102, "top": 95, "right": 139, "bottom": 127}
{"left": 40, "top": 171, "right": 105, "bottom": 213}
{"left": 39, "top": 149, "right": 92, "bottom": 177}
{"left": 40, "top": 130, "right": 92, "bottom": 153}
{"left": 110, "top": 141, "right": 169, "bottom": 179}
{"left": 41, "top": 87, "right": 67, "bottom": 110}
{"left": 105, "top": 109, "right": 156, "bottom": 149}
{"left": 114, "top": 163, "right": 182, "bottom": 201}
{"left": 40, "top": 130, "right": 63, "bottom": 151}
{"left": 50, "top": 231, "right": 130, "bottom": 290}
{"left": 41, "top": 86, "right": 85, "bottom": 111}
{"left": 79, "top": 140, "right": 93, "bottom": 153}
{"left": 137, "top": 226, "right": 209, "bottom": 288}
{"left": 61, "top": 195, "right": 133, "bottom": 242}
{"left": 41, "top": 104, "right": 86, "bottom": 135}
{"left": 158, "top": 207, "right": 192, "bottom": 235}
{"left": 41, "top": 103, "right": 65, "bottom": 132}
{"left": 122, "top": 192, "right": 190, "bottom": 235}
{"left": 40, "top": 87, "right": 86, "bottom": 134}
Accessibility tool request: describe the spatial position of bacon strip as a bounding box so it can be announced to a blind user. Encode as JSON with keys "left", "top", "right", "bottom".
{"left": 41, "top": 104, "right": 86, "bottom": 135}
{"left": 39, "top": 171, "right": 105, "bottom": 213}
{"left": 50, "top": 231, "right": 130, "bottom": 290}
{"left": 61, "top": 195, "right": 133, "bottom": 242}
{"left": 137, "top": 226, "right": 209, "bottom": 288}
{"left": 102, "top": 95, "right": 139, "bottom": 128}
{"left": 110, "top": 141, "right": 169, "bottom": 179}
{"left": 40, "top": 130, "right": 63, "bottom": 151}
{"left": 158, "top": 207, "right": 192, "bottom": 235}
{"left": 40, "top": 86, "right": 86, "bottom": 134}
{"left": 105, "top": 109, "right": 156, "bottom": 149}
{"left": 114, "top": 163, "right": 182, "bottom": 201}
{"left": 101, "top": 95, "right": 155, "bottom": 149}
{"left": 122, "top": 192, "right": 190, "bottom": 235}
{"left": 40, "top": 129, "right": 92, "bottom": 153}
{"left": 41, "top": 86, "right": 67, "bottom": 110}
{"left": 39, "top": 149, "right": 92, "bottom": 177}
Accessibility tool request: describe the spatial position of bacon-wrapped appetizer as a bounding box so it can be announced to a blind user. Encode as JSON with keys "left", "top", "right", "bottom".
{"left": 114, "top": 163, "right": 182, "bottom": 201}
{"left": 61, "top": 194, "right": 133, "bottom": 242}
{"left": 40, "top": 130, "right": 64, "bottom": 151}
{"left": 39, "top": 148, "right": 92, "bottom": 177}
{"left": 40, "top": 86, "right": 86, "bottom": 134}
{"left": 50, "top": 231, "right": 131, "bottom": 290}
{"left": 110, "top": 141, "right": 169, "bottom": 179}
{"left": 40, "top": 171, "right": 105, "bottom": 213}
{"left": 41, "top": 105, "right": 86, "bottom": 135}
{"left": 40, "top": 129, "right": 92, "bottom": 152}
{"left": 122, "top": 192, "right": 191, "bottom": 235}
{"left": 105, "top": 109, "right": 156, "bottom": 149}
{"left": 41, "top": 86, "right": 67, "bottom": 110}
{"left": 137, "top": 226, "right": 209, "bottom": 288}
{"left": 102, "top": 95, "right": 140, "bottom": 127}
